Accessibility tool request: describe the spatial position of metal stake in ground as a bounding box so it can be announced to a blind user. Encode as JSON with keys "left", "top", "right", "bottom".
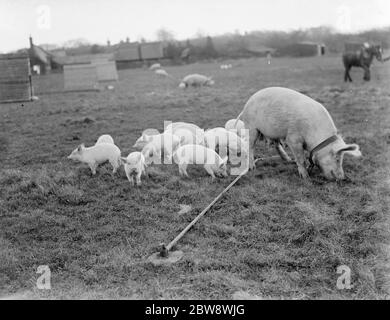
{"left": 146, "top": 155, "right": 282, "bottom": 266}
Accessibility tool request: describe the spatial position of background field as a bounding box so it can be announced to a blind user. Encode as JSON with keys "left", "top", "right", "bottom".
{"left": 1, "top": 55, "right": 389, "bottom": 299}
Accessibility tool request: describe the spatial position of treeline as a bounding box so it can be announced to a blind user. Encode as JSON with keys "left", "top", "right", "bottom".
{"left": 163, "top": 26, "right": 390, "bottom": 61}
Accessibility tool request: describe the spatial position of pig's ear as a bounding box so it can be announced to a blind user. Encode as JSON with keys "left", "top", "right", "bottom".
{"left": 77, "top": 144, "right": 84, "bottom": 152}
{"left": 121, "top": 157, "right": 128, "bottom": 164}
{"left": 336, "top": 144, "right": 362, "bottom": 157}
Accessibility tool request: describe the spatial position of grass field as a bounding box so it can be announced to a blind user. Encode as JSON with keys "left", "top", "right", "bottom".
{"left": 0, "top": 55, "right": 389, "bottom": 299}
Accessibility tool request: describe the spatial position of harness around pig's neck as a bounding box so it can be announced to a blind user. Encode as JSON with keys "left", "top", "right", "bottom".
{"left": 308, "top": 135, "right": 339, "bottom": 170}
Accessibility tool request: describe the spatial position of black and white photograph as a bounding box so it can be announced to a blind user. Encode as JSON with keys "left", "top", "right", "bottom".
{"left": 0, "top": 0, "right": 389, "bottom": 303}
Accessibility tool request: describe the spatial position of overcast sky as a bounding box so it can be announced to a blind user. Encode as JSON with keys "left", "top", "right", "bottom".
{"left": 1, "top": 0, "right": 389, "bottom": 52}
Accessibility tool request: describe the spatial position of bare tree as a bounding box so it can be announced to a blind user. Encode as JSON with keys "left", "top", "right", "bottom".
{"left": 156, "top": 28, "right": 175, "bottom": 42}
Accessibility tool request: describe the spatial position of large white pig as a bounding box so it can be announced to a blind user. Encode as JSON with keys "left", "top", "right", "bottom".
{"left": 235, "top": 87, "right": 361, "bottom": 180}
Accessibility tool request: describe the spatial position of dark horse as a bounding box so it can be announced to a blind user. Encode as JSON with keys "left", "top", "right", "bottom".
{"left": 342, "top": 44, "right": 382, "bottom": 82}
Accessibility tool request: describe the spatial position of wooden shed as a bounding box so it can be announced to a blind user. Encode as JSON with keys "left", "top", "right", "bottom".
{"left": 0, "top": 54, "right": 33, "bottom": 103}
{"left": 279, "top": 42, "right": 325, "bottom": 57}
{"left": 140, "top": 42, "right": 164, "bottom": 60}
{"left": 63, "top": 64, "right": 98, "bottom": 92}
{"left": 115, "top": 43, "right": 141, "bottom": 61}
{"left": 94, "top": 61, "right": 118, "bottom": 82}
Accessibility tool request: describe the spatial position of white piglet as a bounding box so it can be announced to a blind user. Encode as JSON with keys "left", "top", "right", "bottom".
{"left": 96, "top": 134, "right": 114, "bottom": 145}
{"left": 68, "top": 143, "right": 121, "bottom": 175}
{"left": 142, "top": 132, "right": 181, "bottom": 164}
{"left": 225, "top": 119, "right": 246, "bottom": 139}
{"left": 173, "top": 144, "right": 228, "bottom": 180}
{"left": 174, "top": 127, "right": 204, "bottom": 146}
{"left": 204, "top": 127, "right": 248, "bottom": 161}
{"left": 133, "top": 129, "right": 160, "bottom": 149}
{"left": 122, "top": 152, "right": 147, "bottom": 186}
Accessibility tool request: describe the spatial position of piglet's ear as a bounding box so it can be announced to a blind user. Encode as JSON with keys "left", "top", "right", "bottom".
{"left": 337, "top": 144, "right": 362, "bottom": 157}
{"left": 77, "top": 144, "right": 84, "bottom": 151}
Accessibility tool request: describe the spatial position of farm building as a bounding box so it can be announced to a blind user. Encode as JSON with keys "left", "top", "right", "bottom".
{"left": 0, "top": 54, "right": 33, "bottom": 103}
{"left": 139, "top": 42, "right": 164, "bottom": 60}
{"left": 279, "top": 42, "right": 326, "bottom": 57}
{"left": 53, "top": 53, "right": 115, "bottom": 66}
{"left": 63, "top": 64, "right": 99, "bottom": 92}
{"left": 29, "top": 37, "right": 52, "bottom": 74}
{"left": 114, "top": 42, "right": 141, "bottom": 61}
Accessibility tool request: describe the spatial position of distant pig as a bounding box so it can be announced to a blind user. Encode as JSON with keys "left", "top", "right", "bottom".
{"left": 96, "top": 134, "right": 114, "bottom": 145}
{"left": 236, "top": 87, "right": 362, "bottom": 180}
{"left": 68, "top": 143, "right": 122, "bottom": 175}
{"left": 122, "top": 152, "right": 147, "bottom": 186}
{"left": 173, "top": 144, "right": 228, "bottom": 180}
{"left": 155, "top": 69, "right": 169, "bottom": 77}
{"left": 149, "top": 63, "right": 161, "bottom": 71}
{"left": 179, "top": 74, "right": 215, "bottom": 88}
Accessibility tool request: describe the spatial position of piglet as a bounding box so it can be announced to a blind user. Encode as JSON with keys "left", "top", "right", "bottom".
{"left": 142, "top": 132, "right": 181, "bottom": 164}
{"left": 173, "top": 144, "right": 228, "bottom": 180}
{"left": 122, "top": 152, "right": 147, "bottom": 186}
{"left": 68, "top": 143, "right": 121, "bottom": 175}
{"left": 96, "top": 134, "right": 114, "bottom": 145}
